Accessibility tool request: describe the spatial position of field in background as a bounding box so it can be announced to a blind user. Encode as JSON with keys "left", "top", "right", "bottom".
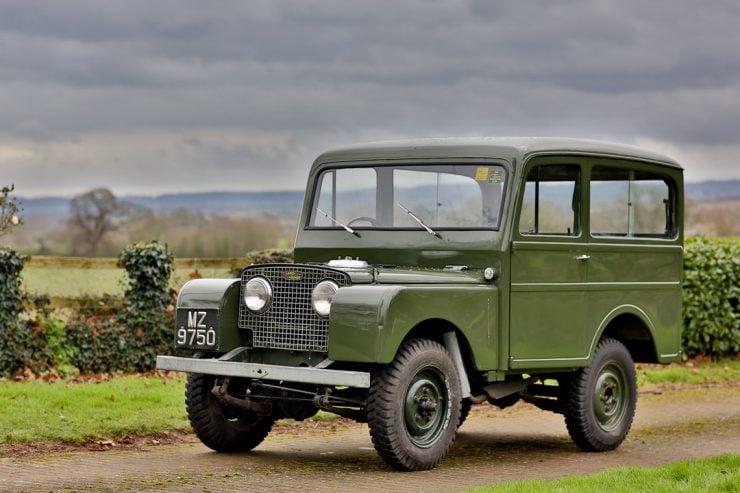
{"left": 22, "top": 256, "right": 243, "bottom": 298}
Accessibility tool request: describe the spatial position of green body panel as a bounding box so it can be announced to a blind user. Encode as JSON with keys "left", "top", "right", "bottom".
{"left": 510, "top": 240, "right": 589, "bottom": 365}
{"left": 328, "top": 284, "right": 498, "bottom": 368}
{"left": 295, "top": 231, "right": 502, "bottom": 269}
{"left": 585, "top": 243, "right": 683, "bottom": 363}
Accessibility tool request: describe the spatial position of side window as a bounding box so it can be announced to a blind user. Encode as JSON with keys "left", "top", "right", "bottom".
{"left": 590, "top": 167, "right": 674, "bottom": 238}
{"left": 519, "top": 165, "right": 580, "bottom": 236}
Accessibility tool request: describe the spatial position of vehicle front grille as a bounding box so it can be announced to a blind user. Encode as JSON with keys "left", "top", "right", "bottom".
{"left": 238, "top": 264, "right": 351, "bottom": 352}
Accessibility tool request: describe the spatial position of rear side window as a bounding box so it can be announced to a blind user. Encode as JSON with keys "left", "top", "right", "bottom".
{"left": 590, "top": 167, "right": 676, "bottom": 238}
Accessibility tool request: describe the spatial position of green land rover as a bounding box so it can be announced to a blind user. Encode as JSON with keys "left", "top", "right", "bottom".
{"left": 157, "top": 137, "right": 684, "bottom": 471}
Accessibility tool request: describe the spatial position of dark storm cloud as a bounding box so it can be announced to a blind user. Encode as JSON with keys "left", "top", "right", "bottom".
{"left": 1, "top": 1, "right": 739, "bottom": 195}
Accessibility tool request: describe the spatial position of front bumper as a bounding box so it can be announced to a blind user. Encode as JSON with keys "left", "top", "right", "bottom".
{"left": 156, "top": 355, "right": 371, "bottom": 388}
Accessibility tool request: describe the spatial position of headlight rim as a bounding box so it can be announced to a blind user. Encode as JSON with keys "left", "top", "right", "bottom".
{"left": 244, "top": 276, "right": 273, "bottom": 313}
{"left": 311, "top": 279, "right": 339, "bottom": 318}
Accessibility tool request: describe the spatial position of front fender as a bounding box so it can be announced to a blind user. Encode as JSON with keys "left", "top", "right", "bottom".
{"left": 177, "top": 278, "right": 244, "bottom": 352}
{"left": 328, "top": 284, "right": 498, "bottom": 369}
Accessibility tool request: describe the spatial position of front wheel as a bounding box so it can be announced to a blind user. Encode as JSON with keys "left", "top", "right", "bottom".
{"left": 186, "top": 373, "right": 274, "bottom": 452}
{"left": 367, "top": 339, "right": 462, "bottom": 471}
{"left": 564, "top": 338, "right": 637, "bottom": 451}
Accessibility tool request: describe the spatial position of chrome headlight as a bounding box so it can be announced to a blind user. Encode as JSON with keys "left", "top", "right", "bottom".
{"left": 244, "top": 276, "right": 272, "bottom": 313}
{"left": 311, "top": 280, "right": 339, "bottom": 318}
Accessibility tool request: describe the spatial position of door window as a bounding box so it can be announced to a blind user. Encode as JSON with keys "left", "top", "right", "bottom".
{"left": 519, "top": 165, "right": 580, "bottom": 236}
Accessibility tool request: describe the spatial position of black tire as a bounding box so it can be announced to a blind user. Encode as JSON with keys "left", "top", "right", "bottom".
{"left": 186, "top": 373, "right": 274, "bottom": 452}
{"left": 367, "top": 338, "right": 462, "bottom": 471}
{"left": 564, "top": 338, "right": 637, "bottom": 451}
{"left": 458, "top": 399, "right": 472, "bottom": 428}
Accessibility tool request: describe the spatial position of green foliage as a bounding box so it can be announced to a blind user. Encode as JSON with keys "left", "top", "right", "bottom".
{"left": 231, "top": 248, "right": 294, "bottom": 276}
{"left": 0, "top": 184, "right": 23, "bottom": 238}
{"left": 682, "top": 236, "right": 740, "bottom": 358}
{"left": 119, "top": 241, "right": 174, "bottom": 311}
{"left": 468, "top": 454, "right": 740, "bottom": 493}
{"left": 0, "top": 248, "right": 31, "bottom": 377}
{"left": 68, "top": 242, "right": 177, "bottom": 373}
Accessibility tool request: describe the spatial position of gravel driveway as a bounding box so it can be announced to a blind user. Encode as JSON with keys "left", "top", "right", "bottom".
{"left": 1, "top": 386, "right": 738, "bottom": 492}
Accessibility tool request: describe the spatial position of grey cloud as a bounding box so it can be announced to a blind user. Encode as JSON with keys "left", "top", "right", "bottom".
{"left": 1, "top": 0, "right": 740, "bottom": 196}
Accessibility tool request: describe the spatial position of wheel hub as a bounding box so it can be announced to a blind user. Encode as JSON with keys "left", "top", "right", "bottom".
{"left": 593, "top": 364, "right": 628, "bottom": 432}
{"left": 404, "top": 368, "right": 449, "bottom": 447}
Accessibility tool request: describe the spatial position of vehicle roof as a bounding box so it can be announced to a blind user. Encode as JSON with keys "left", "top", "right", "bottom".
{"left": 312, "top": 137, "right": 682, "bottom": 170}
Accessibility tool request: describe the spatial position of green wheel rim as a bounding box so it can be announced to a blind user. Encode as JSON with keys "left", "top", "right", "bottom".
{"left": 592, "top": 362, "right": 630, "bottom": 432}
{"left": 404, "top": 367, "right": 449, "bottom": 447}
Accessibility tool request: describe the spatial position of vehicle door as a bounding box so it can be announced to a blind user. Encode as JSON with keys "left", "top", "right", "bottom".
{"left": 509, "top": 159, "right": 590, "bottom": 369}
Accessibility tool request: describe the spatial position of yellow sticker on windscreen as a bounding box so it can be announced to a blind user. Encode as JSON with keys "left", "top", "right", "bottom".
{"left": 474, "top": 167, "right": 489, "bottom": 181}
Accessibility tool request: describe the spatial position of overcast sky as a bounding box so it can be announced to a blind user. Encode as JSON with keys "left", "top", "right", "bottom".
{"left": 2, "top": 1, "right": 739, "bottom": 197}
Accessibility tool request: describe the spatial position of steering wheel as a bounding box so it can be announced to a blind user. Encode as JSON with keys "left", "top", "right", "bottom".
{"left": 347, "top": 216, "right": 378, "bottom": 226}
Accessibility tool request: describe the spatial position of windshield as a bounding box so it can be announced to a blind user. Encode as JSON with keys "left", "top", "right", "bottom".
{"left": 309, "top": 164, "right": 506, "bottom": 229}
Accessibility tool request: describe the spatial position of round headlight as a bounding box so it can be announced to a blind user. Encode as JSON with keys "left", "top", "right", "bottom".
{"left": 244, "top": 276, "right": 272, "bottom": 313}
{"left": 312, "top": 280, "right": 339, "bottom": 318}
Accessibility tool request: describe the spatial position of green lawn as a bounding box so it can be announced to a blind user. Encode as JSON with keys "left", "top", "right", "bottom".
{"left": 21, "top": 267, "right": 234, "bottom": 297}
{"left": 0, "top": 375, "right": 190, "bottom": 443}
{"left": 637, "top": 359, "right": 740, "bottom": 386}
{"left": 467, "top": 454, "right": 740, "bottom": 493}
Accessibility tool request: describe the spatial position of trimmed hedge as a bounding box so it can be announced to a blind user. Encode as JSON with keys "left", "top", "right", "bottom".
{"left": 682, "top": 236, "right": 739, "bottom": 358}
{"left": 0, "top": 248, "right": 30, "bottom": 376}
{"left": 230, "top": 248, "right": 294, "bottom": 277}
{"left": 67, "top": 242, "right": 176, "bottom": 373}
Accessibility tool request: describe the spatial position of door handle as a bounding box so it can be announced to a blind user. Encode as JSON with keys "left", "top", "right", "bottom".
{"left": 575, "top": 254, "right": 591, "bottom": 261}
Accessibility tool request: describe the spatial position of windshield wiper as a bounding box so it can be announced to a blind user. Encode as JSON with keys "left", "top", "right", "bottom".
{"left": 396, "top": 203, "right": 442, "bottom": 239}
{"left": 316, "top": 208, "right": 360, "bottom": 237}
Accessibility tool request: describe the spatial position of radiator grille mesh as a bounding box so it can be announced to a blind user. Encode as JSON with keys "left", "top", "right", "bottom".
{"left": 238, "top": 265, "right": 350, "bottom": 352}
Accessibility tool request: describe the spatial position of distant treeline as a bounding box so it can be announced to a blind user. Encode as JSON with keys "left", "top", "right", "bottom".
{"left": 7, "top": 207, "right": 292, "bottom": 258}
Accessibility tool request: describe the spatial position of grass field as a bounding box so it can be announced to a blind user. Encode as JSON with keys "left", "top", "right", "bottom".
{"left": 20, "top": 256, "right": 249, "bottom": 297}
{"left": 21, "top": 266, "right": 235, "bottom": 297}
{"left": 0, "top": 375, "right": 190, "bottom": 443}
{"left": 468, "top": 454, "right": 740, "bottom": 493}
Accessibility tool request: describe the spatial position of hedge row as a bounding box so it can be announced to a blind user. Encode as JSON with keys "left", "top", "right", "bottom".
{"left": 682, "top": 236, "right": 739, "bottom": 358}
{"left": 0, "top": 242, "right": 176, "bottom": 377}
{"left": 0, "top": 239, "right": 738, "bottom": 377}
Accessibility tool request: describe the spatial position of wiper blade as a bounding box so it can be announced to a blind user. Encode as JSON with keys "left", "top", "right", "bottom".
{"left": 316, "top": 208, "right": 360, "bottom": 237}
{"left": 396, "top": 203, "right": 441, "bottom": 239}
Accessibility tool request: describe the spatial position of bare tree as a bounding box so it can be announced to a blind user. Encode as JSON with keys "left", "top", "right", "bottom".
{"left": 0, "top": 184, "right": 23, "bottom": 239}
{"left": 68, "top": 188, "right": 124, "bottom": 256}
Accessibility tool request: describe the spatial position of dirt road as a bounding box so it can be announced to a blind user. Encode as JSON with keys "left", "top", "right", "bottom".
{"left": 1, "top": 386, "right": 738, "bottom": 492}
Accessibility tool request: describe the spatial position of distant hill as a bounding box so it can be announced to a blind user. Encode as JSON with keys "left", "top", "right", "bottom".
{"left": 685, "top": 180, "right": 740, "bottom": 202}
{"left": 17, "top": 180, "right": 739, "bottom": 220}
{"left": 19, "top": 190, "right": 305, "bottom": 220}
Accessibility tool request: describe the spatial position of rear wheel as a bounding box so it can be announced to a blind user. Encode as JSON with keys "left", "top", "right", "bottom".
{"left": 367, "top": 339, "right": 461, "bottom": 471}
{"left": 564, "top": 338, "right": 637, "bottom": 451}
{"left": 186, "top": 373, "right": 274, "bottom": 452}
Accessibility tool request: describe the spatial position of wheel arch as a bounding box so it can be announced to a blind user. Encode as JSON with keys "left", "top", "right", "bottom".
{"left": 403, "top": 318, "right": 479, "bottom": 387}
{"left": 591, "top": 305, "right": 659, "bottom": 363}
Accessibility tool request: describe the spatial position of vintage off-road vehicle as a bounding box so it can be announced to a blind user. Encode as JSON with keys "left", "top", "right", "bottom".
{"left": 157, "top": 137, "right": 684, "bottom": 471}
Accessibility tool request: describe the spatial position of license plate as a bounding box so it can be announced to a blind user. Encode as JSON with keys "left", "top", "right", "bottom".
{"left": 175, "top": 309, "right": 219, "bottom": 350}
